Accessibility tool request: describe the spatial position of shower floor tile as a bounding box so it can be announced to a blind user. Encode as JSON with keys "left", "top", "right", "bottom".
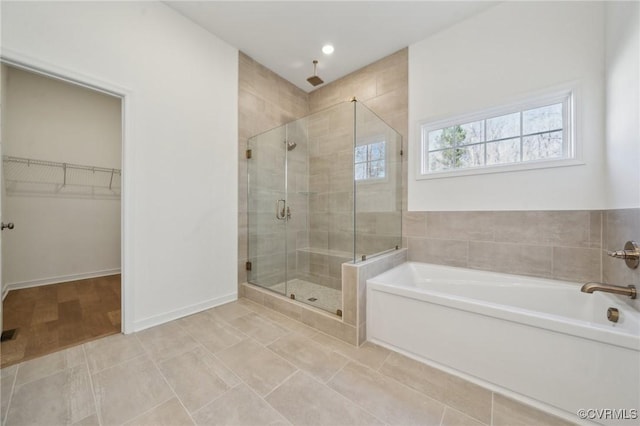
{"left": 268, "top": 279, "right": 341, "bottom": 314}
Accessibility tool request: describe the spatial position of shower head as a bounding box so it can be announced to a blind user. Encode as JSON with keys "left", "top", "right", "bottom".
{"left": 307, "top": 60, "right": 324, "bottom": 87}
{"left": 286, "top": 140, "right": 297, "bottom": 151}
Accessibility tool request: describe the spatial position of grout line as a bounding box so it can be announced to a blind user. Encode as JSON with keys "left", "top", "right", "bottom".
{"left": 490, "top": 392, "right": 494, "bottom": 426}
{"left": 438, "top": 406, "right": 447, "bottom": 426}
{"left": 376, "top": 348, "right": 393, "bottom": 372}
{"left": 122, "top": 395, "right": 174, "bottom": 425}
{"left": 82, "top": 345, "right": 102, "bottom": 426}
{"left": 261, "top": 368, "right": 300, "bottom": 400}
{"left": 2, "top": 364, "right": 19, "bottom": 426}
{"left": 139, "top": 334, "right": 197, "bottom": 426}
{"left": 90, "top": 352, "right": 147, "bottom": 376}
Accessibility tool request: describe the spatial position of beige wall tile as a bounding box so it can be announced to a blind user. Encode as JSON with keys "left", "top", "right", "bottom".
{"left": 493, "top": 211, "right": 591, "bottom": 247}
{"left": 426, "top": 212, "right": 494, "bottom": 241}
{"left": 403, "top": 211, "right": 427, "bottom": 237}
{"left": 407, "top": 238, "right": 468, "bottom": 267}
{"left": 468, "top": 242, "right": 553, "bottom": 278}
{"left": 552, "top": 247, "right": 601, "bottom": 283}
{"left": 603, "top": 208, "right": 640, "bottom": 286}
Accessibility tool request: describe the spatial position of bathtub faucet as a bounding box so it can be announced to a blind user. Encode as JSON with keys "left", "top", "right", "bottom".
{"left": 580, "top": 282, "right": 637, "bottom": 299}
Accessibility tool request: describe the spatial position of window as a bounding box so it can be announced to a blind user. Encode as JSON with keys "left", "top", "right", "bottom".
{"left": 419, "top": 91, "right": 575, "bottom": 178}
{"left": 355, "top": 140, "right": 386, "bottom": 181}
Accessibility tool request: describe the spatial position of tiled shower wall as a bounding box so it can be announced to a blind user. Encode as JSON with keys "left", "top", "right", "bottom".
{"left": 237, "top": 53, "right": 308, "bottom": 287}
{"left": 305, "top": 48, "right": 639, "bottom": 286}
{"left": 238, "top": 49, "right": 638, "bottom": 289}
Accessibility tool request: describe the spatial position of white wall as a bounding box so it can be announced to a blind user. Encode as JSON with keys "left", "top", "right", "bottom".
{"left": 408, "top": 1, "right": 606, "bottom": 211}
{"left": 1, "top": 1, "right": 239, "bottom": 331}
{"left": 2, "top": 66, "right": 121, "bottom": 289}
{"left": 604, "top": 1, "right": 640, "bottom": 209}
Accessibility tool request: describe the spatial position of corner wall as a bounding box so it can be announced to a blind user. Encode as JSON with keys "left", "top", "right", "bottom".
{"left": 2, "top": 1, "right": 239, "bottom": 331}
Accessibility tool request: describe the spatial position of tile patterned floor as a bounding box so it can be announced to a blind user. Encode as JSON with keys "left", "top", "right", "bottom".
{"left": 0, "top": 299, "right": 575, "bottom": 426}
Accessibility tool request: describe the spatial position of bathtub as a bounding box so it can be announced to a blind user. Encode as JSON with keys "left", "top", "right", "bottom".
{"left": 366, "top": 262, "right": 640, "bottom": 425}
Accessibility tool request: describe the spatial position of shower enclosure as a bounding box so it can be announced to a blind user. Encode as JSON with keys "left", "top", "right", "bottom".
{"left": 247, "top": 100, "right": 402, "bottom": 315}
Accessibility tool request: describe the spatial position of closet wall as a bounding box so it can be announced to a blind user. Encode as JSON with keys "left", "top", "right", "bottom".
{"left": 2, "top": 66, "right": 121, "bottom": 293}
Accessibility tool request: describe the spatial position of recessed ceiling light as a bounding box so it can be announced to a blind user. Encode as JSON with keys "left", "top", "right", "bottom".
{"left": 322, "top": 44, "right": 334, "bottom": 55}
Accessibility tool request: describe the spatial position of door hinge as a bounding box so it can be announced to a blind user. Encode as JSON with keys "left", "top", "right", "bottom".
{"left": 246, "top": 149, "right": 252, "bottom": 159}
{"left": 245, "top": 261, "right": 252, "bottom": 271}
{"left": 400, "top": 149, "right": 404, "bottom": 156}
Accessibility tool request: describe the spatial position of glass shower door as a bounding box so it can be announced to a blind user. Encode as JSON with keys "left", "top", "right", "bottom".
{"left": 247, "top": 126, "right": 287, "bottom": 295}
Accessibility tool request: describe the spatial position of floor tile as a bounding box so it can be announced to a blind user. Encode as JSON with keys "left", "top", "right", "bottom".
{"left": 225, "top": 312, "right": 290, "bottom": 345}
{"left": 379, "top": 352, "right": 491, "bottom": 424}
{"left": 265, "top": 371, "right": 385, "bottom": 425}
{"left": 124, "top": 398, "right": 194, "bottom": 426}
{"left": 1, "top": 366, "right": 17, "bottom": 424}
{"left": 72, "top": 414, "right": 100, "bottom": 426}
{"left": 136, "top": 322, "right": 200, "bottom": 363}
{"left": 216, "top": 339, "right": 297, "bottom": 396}
{"left": 493, "top": 394, "right": 575, "bottom": 426}
{"left": 313, "top": 333, "right": 390, "bottom": 370}
{"left": 210, "top": 301, "right": 252, "bottom": 321}
{"left": 267, "top": 333, "right": 349, "bottom": 382}
{"left": 442, "top": 407, "right": 487, "bottom": 426}
{"left": 84, "top": 333, "right": 145, "bottom": 373}
{"left": 177, "top": 311, "right": 247, "bottom": 353}
{"left": 91, "top": 355, "right": 173, "bottom": 425}
{"left": 14, "top": 345, "right": 85, "bottom": 387}
{"left": 7, "top": 364, "right": 95, "bottom": 425}
{"left": 327, "top": 362, "right": 445, "bottom": 425}
{"left": 192, "top": 384, "right": 289, "bottom": 426}
{"left": 158, "top": 347, "right": 232, "bottom": 413}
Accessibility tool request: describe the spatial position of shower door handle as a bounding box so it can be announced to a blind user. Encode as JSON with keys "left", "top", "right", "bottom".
{"left": 276, "top": 199, "right": 286, "bottom": 220}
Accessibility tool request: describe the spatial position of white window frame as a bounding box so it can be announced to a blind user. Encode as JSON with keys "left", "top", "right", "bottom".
{"left": 416, "top": 88, "right": 580, "bottom": 180}
{"left": 355, "top": 137, "right": 388, "bottom": 183}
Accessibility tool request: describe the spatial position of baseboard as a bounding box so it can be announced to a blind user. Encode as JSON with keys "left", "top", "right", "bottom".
{"left": 2, "top": 287, "right": 9, "bottom": 301}
{"left": 132, "top": 292, "right": 237, "bottom": 332}
{"left": 4, "top": 269, "right": 121, "bottom": 293}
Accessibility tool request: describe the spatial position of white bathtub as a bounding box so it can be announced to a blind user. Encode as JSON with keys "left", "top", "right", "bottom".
{"left": 367, "top": 262, "right": 640, "bottom": 425}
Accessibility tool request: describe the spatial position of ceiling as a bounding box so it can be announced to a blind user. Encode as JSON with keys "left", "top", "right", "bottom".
{"left": 166, "top": 1, "right": 498, "bottom": 92}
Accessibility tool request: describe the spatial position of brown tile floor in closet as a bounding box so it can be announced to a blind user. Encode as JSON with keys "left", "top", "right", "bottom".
{"left": 1, "top": 274, "right": 121, "bottom": 368}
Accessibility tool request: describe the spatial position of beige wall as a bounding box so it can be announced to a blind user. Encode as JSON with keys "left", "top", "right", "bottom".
{"left": 2, "top": 66, "right": 121, "bottom": 291}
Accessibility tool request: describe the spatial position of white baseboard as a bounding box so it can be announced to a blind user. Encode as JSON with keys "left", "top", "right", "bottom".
{"left": 2, "top": 287, "right": 9, "bottom": 301}
{"left": 132, "top": 292, "right": 238, "bottom": 332}
{"left": 4, "top": 269, "right": 121, "bottom": 293}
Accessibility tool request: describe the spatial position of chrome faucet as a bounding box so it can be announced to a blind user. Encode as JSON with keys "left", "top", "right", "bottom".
{"left": 581, "top": 282, "right": 637, "bottom": 299}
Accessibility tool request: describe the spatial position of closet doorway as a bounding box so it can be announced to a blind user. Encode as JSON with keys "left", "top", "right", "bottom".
{"left": 0, "top": 64, "right": 123, "bottom": 367}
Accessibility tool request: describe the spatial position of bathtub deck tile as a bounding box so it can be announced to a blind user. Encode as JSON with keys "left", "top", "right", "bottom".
{"left": 379, "top": 352, "right": 492, "bottom": 425}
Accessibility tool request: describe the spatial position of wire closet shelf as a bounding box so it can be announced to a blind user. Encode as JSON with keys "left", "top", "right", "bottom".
{"left": 2, "top": 156, "right": 121, "bottom": 198}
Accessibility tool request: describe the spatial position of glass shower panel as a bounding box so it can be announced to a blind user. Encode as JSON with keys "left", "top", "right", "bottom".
{"left": 354, "top": 102, "right": 402, "bottom": 260}
{"left": 247, "top": 126, "right": 287, "bottom": 295}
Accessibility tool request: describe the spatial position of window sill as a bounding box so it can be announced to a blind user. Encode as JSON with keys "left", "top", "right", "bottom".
{"left": 416, "top": 158, "right": 584, "bottom": 180}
